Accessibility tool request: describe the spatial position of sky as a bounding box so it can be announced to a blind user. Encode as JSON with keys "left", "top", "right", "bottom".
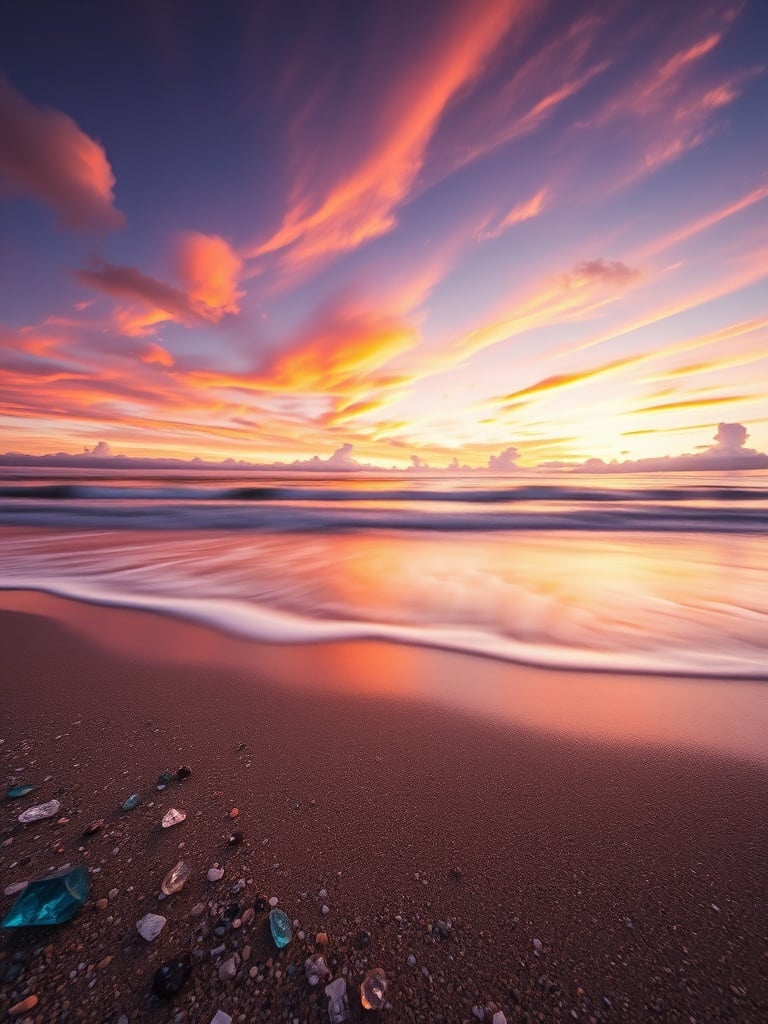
{"left": 0, "top": 0, "right": 766, "bottom": 469}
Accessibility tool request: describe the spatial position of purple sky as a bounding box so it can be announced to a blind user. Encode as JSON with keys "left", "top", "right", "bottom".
{"left": 1, "top": 0, "right": 766, "bottom": 467}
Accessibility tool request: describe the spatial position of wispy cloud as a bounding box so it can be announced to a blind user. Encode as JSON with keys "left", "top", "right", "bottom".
{"left": 245, "top": 0, "right": 529, "bottom": 269}
{"left": 478, "top": 187, "right": 549, "bottom": 240}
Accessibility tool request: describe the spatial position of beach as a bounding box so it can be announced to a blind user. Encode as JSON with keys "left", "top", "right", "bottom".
{"left": 1, "top": 594, "right": 766, "bottom": 1023}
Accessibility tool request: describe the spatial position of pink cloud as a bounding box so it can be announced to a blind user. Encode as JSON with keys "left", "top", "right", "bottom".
{"left": 0, "top": 76, "right": 124, "bottom": 231}
{"left": 176, "top": 232, "right": 244, "bottom": 316}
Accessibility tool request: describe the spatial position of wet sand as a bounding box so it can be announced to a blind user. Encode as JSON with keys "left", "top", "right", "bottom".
{"left": 0, "top": 597, "right": 767, "bottom": 1023}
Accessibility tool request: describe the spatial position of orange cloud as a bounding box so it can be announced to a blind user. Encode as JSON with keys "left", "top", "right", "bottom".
{"left": 478, "top": 187, "right": 549, "bottom": 240}
{"left": 502, "top": 355, "right": 643, "bottom": 403}
{"left": 633, "top": 395, "right": 758, "bottom": 414}
{"left": 176, "top": 232, "right": 244, "bottom": 316}
{"left": 77, "top": 239, "right": 245, "bottom": 336}
{"left": 0, "top": 76, "right": 124, "bottom": 231}
{"left": 246, "top": 0, "right": 528, "bottom": 268}
{"left": 139, "top": 342, "right": 174, "bottom": 367}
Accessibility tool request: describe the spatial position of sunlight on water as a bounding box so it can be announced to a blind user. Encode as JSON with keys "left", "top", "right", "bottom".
{"left": 1, "top": 525, "right": 766, "bottom": 678}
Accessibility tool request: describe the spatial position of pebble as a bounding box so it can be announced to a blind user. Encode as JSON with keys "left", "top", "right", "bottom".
{"left": 316, "top": 931, "right": 328, "bottom": 945}
{"left": 240, "top": 907, "right": 254, "bottom": 926}
{"left": 137, "top": 912, "right": 167, "bottom": 941}
{"left": 321, "top": 904, "right": 330, "bottom": 915}
{"left": 207, "top": 866, "right": 225, "bottom": 883}
{"left": 533, "top": 937, "right": 543, "bottom": 951}
{"left": 95, "top": 898, "right": 109, "bottom": 910}
{"left": 492, "top": 1014, "right": 508, "bottom": 1024}
{"left": 268, "top": 896, "right": 279, "bottom": 907}
{"left": 9, "top": 995, "right": 38, "bottom": 1016}
{"left": 472, "top": 1007, "right": 485, "bottom": 1021}
{"left": 190, "top": 902, "right": 206, "bottom": 918}
{"left": 407, "top": 954, "right": 417, "bottom": 967}
{"left": 218, "top": 956, "right": 237, "bottom": 981}
{"left": 210, "top": 1012, "right": 233, "bottom": 1024}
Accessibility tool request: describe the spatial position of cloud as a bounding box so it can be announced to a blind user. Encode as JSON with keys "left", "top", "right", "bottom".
{"left": 0, "top": 76, "right": 124, "bottom": 231}
{"left": 246, "top": 0, "right": 526, "bottom": 269}
{"left": 562, "top": 260, "right": 641, "bottom": 289}
{"left": 574, "top": 423, "right": 768, "bottom": 473}
{"left": 83, "top": 441, "right": 112, "bottom": 457}
{"left": 488, "top": 446, "right": 520, "bottom": 471}
{"left": 478, "top": 187, "right": 549, "bottom": 240}
{"left": 711, "top": 422, "right": 749, "bottom": 454}
{"left": 76, "top": 262, "right": 202, "bottom": 325}
{"left": 76, "top": 242, "right": 245, "bottom": 336}
{"left": 176, "top": 232, "right": 244, "bottom": 316}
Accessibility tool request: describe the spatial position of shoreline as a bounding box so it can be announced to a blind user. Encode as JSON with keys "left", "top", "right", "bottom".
{"left": 1, "top": 598, "right": 767, "bottom": 1022}
{"left": 1, "top": 587, "right": 767, "bottom": 768}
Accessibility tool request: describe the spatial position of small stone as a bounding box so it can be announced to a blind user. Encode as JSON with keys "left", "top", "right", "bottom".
{"left": 1, "top": 865, "right": 89, "bottom": 927}
{"left": 319, "top": 888, "right": 328, "bottom": 898}
{"left": 162, "top": 808, "right": 186, "bottom": 828}
{"left": 210, "top": 1013, "right": 233, "bottom": 1024}
{"left": 532, "top": 938, "right": 543, "bottom": 951}
{"left": 162, "top": 860, "right": 192, "bottom": 895}
{"left": 229, "top": 807, "right": 239, "bottom": 818}
{"left": 157, "top": 771, "right": 173, "bottom": 787}
{"left": 269, "top": 907, "right": 292, "bottom": 949}
{"left": 268, "top": 896, "right": 279, "bottom": 907}
{"left": 18, "top": 799, "right": 61, "bottom": 823}
{"left": 153, "top": 953, "right": 192, "bottom": 998}
{"left": 316, "top": 931, "right": 329, "bottom": 945}
{"left": 6, "top": 784, "right": 36, "bottom": 799}
{"left": 240, "top": 907, "right": 254, "bottom": 926}
{"left": 8, "top": 994, "right": 38, "bottom": 1016}
{"left": 321, "top": 904, "right": 330, "bottom": 915}
{"left": 97, "top": 955, "right": 113, "bottom": 969}
{"left": 305, "top": 953, "right": 330, "bottom": 986}
{"left": 433, "top": 919, "right": 452, "bottom": 939}
{"left": 176, "top": 765, "right": 192, "bottom": 780}
{"left": 325, "top": 976, "right": 350, "bottom": 1024}
{"left": 360, "top": 968, "right": 388, "bottom": 1010}
{"left": 122, "top": 793, "right": 141, "bottom": 811}
{"left": 492, "top": 1013, "right": 508, "bottom": 1024}
{"left": 190, "top": 902, "right": 206, "bottom": 918}
{"left": 406, "top": 954, "right": 416, "bottom": 967}
{"left": 83, "top": 818, "right": 105, "bottom": 837}
{"left": 218, "top": 956, "right": 237, "bottom": 981}
{"left": 3, "top": 881, "right": 28, "bottom": 896}
{"left": 136, "top": 912, "right": 167, "bottom": 941}
{"left": 228, "top": 831, "right": 244, "bottom": 846}
{"left": 472, "top": 1006, "right": 485, "bottom": 1021}
{"left": 207, "top": 866, "right": 225, "bottom": 883}
{"left": 95, "top": 898, "right": 109, "bottom": 911}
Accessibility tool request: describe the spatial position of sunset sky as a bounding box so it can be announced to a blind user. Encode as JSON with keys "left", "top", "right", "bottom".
{"left": 1, "top": 0, "right": 766, "bottom": 468}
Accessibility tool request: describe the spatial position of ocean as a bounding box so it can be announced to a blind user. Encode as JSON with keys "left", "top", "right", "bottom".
{"left": 1, "top": 467, "right": 767, "bottom": 680}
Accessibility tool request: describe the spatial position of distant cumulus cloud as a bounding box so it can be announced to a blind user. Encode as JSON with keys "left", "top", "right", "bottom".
{"left": 83, "top": 441, "right": 112, "bottom": 457}
{"left": 575, "top": 423, "right": 768, "bottom": 473}
{"left": 488, "top": 446, "right": 520, "bottom": 471}
{"left": 0, "top": 76, "right": 124, "bottom": 231}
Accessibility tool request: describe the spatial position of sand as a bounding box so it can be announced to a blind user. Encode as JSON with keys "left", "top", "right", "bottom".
{"left": 0, "top": 595, "right": 766, "bottom": 1023}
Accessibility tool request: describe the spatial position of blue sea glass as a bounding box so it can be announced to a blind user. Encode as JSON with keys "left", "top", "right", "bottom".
{"left": 6, "top": 784, "right": 36, "bottom": 799}
{"left": 269, "top": 908, "right": 292, "bottom": 949}
{"left": 1, "top": 866, "right": 90, "bottom": 928}
{"left": 122, "top": 794, "right": 141, "bottom": 811}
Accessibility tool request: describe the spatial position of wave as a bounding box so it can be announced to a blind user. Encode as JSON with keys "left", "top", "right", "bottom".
{"left": 3, "top": 577, "right": 767, "bottom": 680}
{"left": 0, "top": 500, "right": 766, "bottom": 532}
{"left": 2, "top": 481, "right": 767, "bottom": 504}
